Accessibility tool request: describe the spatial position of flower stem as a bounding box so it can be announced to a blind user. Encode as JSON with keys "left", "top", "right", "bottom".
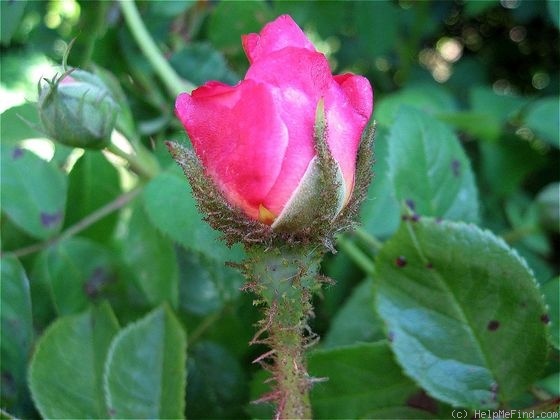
{"left": 336, "top": 235, "right": 376, "bottom": 277}
{"left": 118, "top": 0, "right": 195, "bottom": 97}
{"left": 106, "top": 130, "right": 159, "bottom": 181}
{"left": 245, "top": 246, "right": 323, "bottom": 419}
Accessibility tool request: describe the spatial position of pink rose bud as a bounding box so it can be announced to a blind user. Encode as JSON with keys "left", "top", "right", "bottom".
{"left": 175, "top": 15, "right": 373, "bottom": 229}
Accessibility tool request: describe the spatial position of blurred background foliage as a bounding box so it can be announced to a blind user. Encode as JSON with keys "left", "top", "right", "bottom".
{"left": 1, "top": 0, "right": 559, "bottom": 419}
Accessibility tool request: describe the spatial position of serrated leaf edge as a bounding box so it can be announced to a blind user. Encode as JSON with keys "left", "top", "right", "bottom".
{"left": 102, "top": 304, "right": 187, "bottom": 419}
{"left": 376, "top": 218, "right": 548, "bottom": 408}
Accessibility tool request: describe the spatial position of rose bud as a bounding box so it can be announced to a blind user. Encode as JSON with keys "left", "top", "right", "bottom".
{"left": 38, "top": 69, "right": 119, "bottom": 149}
{"left": 172, "top": 15, "right": 373, "bottom": 238}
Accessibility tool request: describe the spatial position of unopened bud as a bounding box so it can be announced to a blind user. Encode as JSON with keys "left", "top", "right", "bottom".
{"left": 37, "top": 69, "right": 119, "bottom": 149}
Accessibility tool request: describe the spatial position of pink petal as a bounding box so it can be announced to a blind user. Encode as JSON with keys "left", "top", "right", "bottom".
{"left": 323, "top": 76, "right": 373, "bottom": 198}
{"left": 242, "top": 15, "right": 315, "bottom": 64}
{"left": 334, "top": 74, "right": 374, "bottom": 120}
{"left": 175, "top": 80, "right": 288, "bottom": 220}
{"left": 245, "top": 49, "right": 332, "bottom": 214}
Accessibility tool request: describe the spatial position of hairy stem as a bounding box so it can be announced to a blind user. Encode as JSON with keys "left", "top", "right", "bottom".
{"left": 245, "top": 246, "right": 323, "bottom": 419}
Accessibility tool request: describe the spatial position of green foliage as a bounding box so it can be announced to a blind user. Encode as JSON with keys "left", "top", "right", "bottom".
{"left": 308, "top": 343, "right": 427, "bottom": 419}
{"left": 120, "top": 205, "right": 179, "bottom": 308}
{"left": 34, "top": 237, "right": 115, "bottom": 315}
{"left": 376, "top": 218, "right": 548, "bottom": 408}
{"left": 1, "top": 0, "right": 558, "bottom": 418}
{"left": 1, "top": 257, "right": 33, "bottom": 412}
{"left": 64, "top": 151, "right": 120, "bottom": 242}
{"left": 1, "top": 145, "right": 67, "bottom": 239}
{"left": 104, "top": 305, "right": 187, "bottom": 419}
{"left": 29, "top": 303, "right": 119, "bottom": 418}
{"left": 388, "top": 107, "right": 479, "bottom": 222}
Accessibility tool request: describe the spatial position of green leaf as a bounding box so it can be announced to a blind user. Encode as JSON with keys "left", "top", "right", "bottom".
{"left": 438, "top": 111, "right": 502, "bottom": 143}
{"left": 208, "top": 1, "right": 272, "bottom": 59}
{"left": 309, "top": 342, "right": 425, "bottom": 419}
{"left": 65, "top": 151, "right": 121, "bottom": 243}
{"left": 0, "top": 103, "right": 42, "bottom": 145}
{"left": 375, "top": 218, "right": 548, "bottom": 408}
{"left": 28, "top": 302, "right": 120, "bottom": 419}
{"left": 170, "top": 43, "right": 239, "bottom": 87}
{"left": 1, "top": 257, "right": 33, "bottom": 406}
{"left": 177, "top": 247, "right": 242, "bottom": 316}
{"left": 479, "top": 136, "right": 547, "bottom": 197}
{"left": 322, "top": 278, "right": 384, "bottom": 348}
{"left": 142, "top": 166, "right": 245, "bottom": 263}
{"left": 470, "top": 87, "right": 528, "bottom": 128}
{"left": 1, "top": 145, "right": 67, "bottom": 239}
{"left": 464, "top": 0, "right": 498, "bottom": 16}
{"left": 120, "top": 205, "right": 179, "bottom": 308}
{"left": 37, "top": 237, "right": 116, "bottom": 315}
{"left": 548, "top": 0, "right": 560, "bottom": 28}
{"left": 354, "top": 1, "right": 400, "bottom": 60}
{"left": 375, "top": 84, "right": 457, "bottom": 127}
{"left": 147, "top": 0, "right": 195, "bottom": 16}
{"left": 388, "top": 107, "right": 479, "bottom": 222}
{"left": 542, "top": 277, "right": 559, "bottom": 349}
{"left": 186, "top": 341, "right": 248, "bottom": 419}
{"left": 360, "top": 124, "right": 400, "bottom": 238}
{"left": 524, "top": 96, "right": 560, "bottom": 148}
{"left": 0, "top": 0, "right": 26, "bottom": 46}
{"left": 104, "top": 305, "right": 187, "bottom": 419}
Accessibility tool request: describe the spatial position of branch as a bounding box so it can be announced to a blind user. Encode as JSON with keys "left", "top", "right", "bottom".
{"left": 1, "top": 188, "right": 141, "bottom": 259}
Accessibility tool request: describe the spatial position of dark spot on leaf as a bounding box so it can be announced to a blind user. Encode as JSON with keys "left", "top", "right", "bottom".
{"left": 490, "top": 383, "right": 499, "bottom": 401}
{"left": 435, "top": 217, "right": 443, "bottom": 224}
{"left": 395, "top": 256, "right": 407, "bottom": 267}
{"left": 401, "top": 214, "right": 409, "bottom": 221}
{"left": 406, "top": 390, "right": 438, "bottom": 414}
{"left": 411, "top": 213, "right": 420, "bottom": 222}
{"left": 451, "top": 159, "right": 461, "bottom": 177}
{"left": 541, "top": 314, "right": 550, "bottom": 324}
{"left": 11, "top": 147, "right": 24, "bottom": 159}
{"left": 520, "top": 301, "right": 528, "bottom": 308}
{"left": 487, "top": 320, "right": 500, "bottom": 331}
{"left": 426, "top": 262, "right": 434, "bottom": 269}
{"left": 40, "top": 211, "right": 62, "bottom": 228}
{"left": 405, "top": 199, "right": 415, "bottom": 211}
{"left": 84, "top": 267, "right": 113, "bottom": 298}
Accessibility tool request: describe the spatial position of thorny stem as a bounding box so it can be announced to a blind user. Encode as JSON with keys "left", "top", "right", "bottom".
{"left": 118, "top": 0, "right": 195, "bottom": 97}
{"left": 1, "top": 188, "right": 141, "bottom": 259}
{"left": 245, "top": 246, "right": 323, "bottom": 419}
